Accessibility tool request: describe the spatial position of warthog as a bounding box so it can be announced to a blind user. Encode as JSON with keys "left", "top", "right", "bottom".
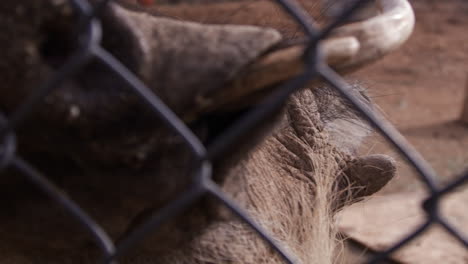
{"left": 0, "top": 0, "right": 414, "bottom": 263}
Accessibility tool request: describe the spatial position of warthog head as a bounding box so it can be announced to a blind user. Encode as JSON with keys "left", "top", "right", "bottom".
{"left": 0, "top": 0, "right": 414, "bottom": 263}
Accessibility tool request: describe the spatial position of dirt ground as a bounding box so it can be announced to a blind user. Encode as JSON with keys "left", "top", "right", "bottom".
{"left": 344, "top": 0, "right": 468, "bottom": 262}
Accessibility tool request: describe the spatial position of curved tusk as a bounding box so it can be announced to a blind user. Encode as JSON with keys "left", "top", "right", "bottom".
{"left": 327, "top": 0, "right": 415, "bottom": 71}
{"left": 188, "top": 0, "right": 415, "bottom": 119}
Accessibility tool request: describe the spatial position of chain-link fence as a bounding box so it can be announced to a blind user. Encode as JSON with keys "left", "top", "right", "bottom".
{"left": 0, "top": 0, "right": 466, "bottom": 263}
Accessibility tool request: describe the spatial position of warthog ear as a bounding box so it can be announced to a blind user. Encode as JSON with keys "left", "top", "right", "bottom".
{"left": 344, "top": 154, "right": 396, "bottom": 199}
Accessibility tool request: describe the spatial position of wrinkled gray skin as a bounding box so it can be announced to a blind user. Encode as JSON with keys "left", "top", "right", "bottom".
{"left": 0, "top": 1, "right": 395, "bottom": 263}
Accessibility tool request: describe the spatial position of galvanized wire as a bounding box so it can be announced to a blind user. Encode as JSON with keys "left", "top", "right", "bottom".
{"left": 0, "top": 0, "right": 466, "bottom": 263}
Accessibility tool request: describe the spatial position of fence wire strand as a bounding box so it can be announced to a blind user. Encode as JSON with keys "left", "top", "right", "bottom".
{"left": 0, "top": 0, "right": 466, "bottom": 263}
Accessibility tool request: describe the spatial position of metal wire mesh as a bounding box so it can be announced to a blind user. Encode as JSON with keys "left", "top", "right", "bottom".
{"left": 0, "top": 0, "right": 466, "bottom": 263}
